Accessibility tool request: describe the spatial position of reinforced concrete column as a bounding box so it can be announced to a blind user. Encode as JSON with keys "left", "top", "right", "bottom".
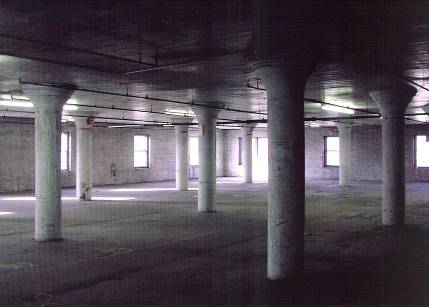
{"left": 175, "top": 124, "right": 189, "bottom": 191}
{"left": 369, "top": 81, "right": 416, "bottom": 226}
{"left": 241, "top": 125, "right": 255, "bottom": 183}
{"left": 255, "top": 61, "right": 312, "bottom": 280}
{"left": 22, "top": 84, "right": 74, "bottom": 241}
{"left": 194, "top": 108, "right": 219, "bottom": 212}
{"left": 337, "top": 121, "right": 352, "bottom": 186}
{"left": 74, "top": 115, "right": 94, "bottom": 200}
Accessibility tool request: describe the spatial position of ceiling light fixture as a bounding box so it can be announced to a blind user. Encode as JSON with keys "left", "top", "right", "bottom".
{"left": 63, "top": 105, "right": 78, "bottom": 111}
{"left": 107, "top": 124, "right": 143, "bottom": 128}
{"left": 164, "top": 108, "right": 196, "bottom": 117}
{"left": 61, "top": 116, "right": 75, "bottom": 122}
{"left": 0, "top": 94, "right": 11, "bottom": 100}
{"left": 321, "top": 104, "right": 355, "bottom": 115}
{"left": 11, "top": 94, "right": 30, "bottom": 101}
{"left": 0, "top": 100, "right": 33, "bottom": 108}
{"left": 216, "top": 126, "right": 241, "bottom": 130}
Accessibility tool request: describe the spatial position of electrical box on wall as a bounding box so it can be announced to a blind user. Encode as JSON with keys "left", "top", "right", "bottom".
{"left": 111, "top": 163, "right": 117, "bottom": 181}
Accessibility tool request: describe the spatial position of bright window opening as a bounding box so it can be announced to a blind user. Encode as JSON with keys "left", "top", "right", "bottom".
{"left": 190, "top": 137, "right": 199, "bottom": 166}
{"left": 61, "top": 132, "right": 71, "bottom": 171}
{"left": 325, "top": 136, "right": 339, "bottom": 166}
{"left": 134, "top": 135, "right": 150, "bottom": 168}
{"left": 416, "top": 135, "right": 429, "bottom": 167}
{"left": 252, "top": 137, "right": 268, "bottom": 181}
{"left": 238, "top": 137, "right": 243, "bottom": 165}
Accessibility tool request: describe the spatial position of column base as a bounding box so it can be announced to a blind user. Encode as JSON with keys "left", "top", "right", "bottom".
{"left": 35, "top": 237, "right": 63, "bottom": 242}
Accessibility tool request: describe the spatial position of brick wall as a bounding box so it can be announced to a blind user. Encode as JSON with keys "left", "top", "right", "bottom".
{"left": 222, "top": 124, "right": 429, "bottom": 183}
{"left": 0, "top": 118, "right": 224, "bottom": 193}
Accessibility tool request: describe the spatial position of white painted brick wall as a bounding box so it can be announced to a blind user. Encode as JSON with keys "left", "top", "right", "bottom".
{"left": 0, "top": 119, "right": 224, "bottom": 193}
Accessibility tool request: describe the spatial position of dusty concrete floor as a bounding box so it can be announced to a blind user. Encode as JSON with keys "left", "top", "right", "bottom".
{"left": 0, "top": 177, "right": 428, "bottom": 306}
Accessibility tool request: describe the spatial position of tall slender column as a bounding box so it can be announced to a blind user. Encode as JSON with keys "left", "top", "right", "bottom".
{"left": 241, "top": 126, "right": 255, "bottom": 183}
{"left": 74, "top": 115, "right": 94, "bottom": 200}
{"left": 338, "top": 121, "right": 352, "bottom": 186}
{"left": 22, "top": 84, "right": 74, "bottom": 241}
{"left": 255, "top": 61, "right": 312, "bottom": 280}
{"left": 194, "top": 108, "right": 219, "bottom": 212}
{"left": 175, "top": 124, "right": 189, "bottom": 191}
{"left": 369, "top": 81, "right": 416, "bottom": 226}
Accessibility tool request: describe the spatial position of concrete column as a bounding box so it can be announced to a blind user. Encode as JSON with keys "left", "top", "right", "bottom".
{"left": 74, "top": 116, "right": 94, "bottom": 200}
{"left": 255, "top": 61, "right": 312, "bottom": 280}
{"left": 241, "top": 126, "right": 255, "bottom": 183}
{"left": 175, "top": 124, "right": 189, "bottom": 191}
{"left": 338, "top": 121, "right": 352, "bottom": 186}
{"left": 194, "top": 108, "right": 219, "bottom": 212}
{"left": 22, "top": 84, "right": 74, "bottom": 241}
{"left": 369, "top": 81, "right": 416, "bottom": 226}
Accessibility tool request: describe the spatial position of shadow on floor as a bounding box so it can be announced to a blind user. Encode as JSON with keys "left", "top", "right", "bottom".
{"left": 261, "top": 225, "right": 429, "bottom": 306}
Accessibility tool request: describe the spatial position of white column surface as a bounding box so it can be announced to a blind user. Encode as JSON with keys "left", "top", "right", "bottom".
{"left": 175, "top": 125, "right": 189, "bottom": 191}
{"left": 256, "top": 62, "right": 308, "bottom": 280}
{"left": 195, "top": 108, "right": 218, "bottom": 213}
{"left": 369, "top": 85, "right": 416, "bottom": 226}
{"left": 22, "top": 84, "right": 73, "bottom": 241}
{"left": 75, "top": 117, "right": 94, "bottom": 200}
{"left": 338, "top": 122, "right": 352, "bottom": 186}
{"left": 242, "top": 126, "right": 254, "bottom": 183}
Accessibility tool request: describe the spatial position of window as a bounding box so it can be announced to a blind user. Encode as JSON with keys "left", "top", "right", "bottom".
{"left": 190, "top": 136, "right": 199, "bottom": 166}
{"left": 61, "top": 132, "right": 71, "bottom": 171}
{"left": 324, "top": 136, "right": 339, "bottom": 166}
{"left": 134, "top": 135, "right": 150, "bottom": 168}
{"left": 252, "top": 137, "right": 268, "bottom": 181}
{"left": 238, "top": 137, "right": 243, "bottom": 165}
{"left": 416, "top": 135, "right": 429, "bottom": 167}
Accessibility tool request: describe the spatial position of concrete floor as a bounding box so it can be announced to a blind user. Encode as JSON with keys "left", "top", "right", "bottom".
{"left": 0, "top": 178, "right": 428, "bottom": 306}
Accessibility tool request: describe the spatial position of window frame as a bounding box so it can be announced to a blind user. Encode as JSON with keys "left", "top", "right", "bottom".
{"left": 415, "top": 134, "right": 429, "bottom": 168}
{"left": 133, "top": 135, "right": 150, "bottom": 168}
{"left": 189, "top": 136, "right": 199, "bottom": 166}
{"left": 60, "top": 132, "right": 72, "bottom": 172}
{"left": 324, "top": 136, "right": 339, "bottom": 167}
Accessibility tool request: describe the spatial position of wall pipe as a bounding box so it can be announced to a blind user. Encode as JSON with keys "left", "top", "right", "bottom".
{"left": 247, "top": 80, "right": 380, "bottom": 116}
{"left": 1, "top": 109, "right": 426, "bottom": 126}
{"left": 19, "top": 81, "right": 268, "bottom": 116}
{"left": 0, "top": 33, "right": 157, "bottom": 67}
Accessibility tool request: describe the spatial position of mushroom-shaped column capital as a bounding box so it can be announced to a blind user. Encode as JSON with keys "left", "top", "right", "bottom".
{"left": 192, "top": 106, "right": 220, "bottom": 124}
{"left": 21, "top": 84, "right": 75, "bottom": 111}
{"left": 368, "top": 78, "right": 417, "bottom": 117}
{"left": 241, "top": 123, "right": 257, "bottom": 136}
{"left": 254, "top": 60, "right": 315, "bottom": 98}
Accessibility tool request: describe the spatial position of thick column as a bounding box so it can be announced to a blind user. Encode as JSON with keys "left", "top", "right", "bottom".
{"left": 22, "top": 84, "right": 73, "bottom": 241}
{"left": 369, "top": 82, "right": 416, "bottom": 226}
{"left": 75, "top": 116, "right": 94, "bottom": 200}
{"left": 194, "top": 108, "right": 219, "bottom": 212}
{"left": 255, "top": 61, "right": 311, "bottom": 280}
{"left": 241, "top": 126, "right": 254, "bottom": 183}
{"left": 175, "top": 124, "right": 189, "bottom": 191}
{"left": 338, "top": 122, "right": 352, "bottom": 186}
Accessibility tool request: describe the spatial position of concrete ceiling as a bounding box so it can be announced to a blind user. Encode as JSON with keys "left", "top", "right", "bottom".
{"left": 0, "top": 0, "right": 428, "bottom": 127}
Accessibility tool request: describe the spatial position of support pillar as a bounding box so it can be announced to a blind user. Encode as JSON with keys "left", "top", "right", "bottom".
{"left": 194, "top": 108, "right": 219, "bottom": 212}
{"left": 22, "top": 84, "right": 74, "bottom": 241}
{"left": 74, "top": 115, "right": 94, "bottom": 200}
{"left": 255, "top": 61, "right": 312, "bottom": 280}
{"left": 175, "top": 124, "right": 189, "bottom": 191}
{"left": 241, "top": 126, "right": 255, "bottom": 183}
{"left": 369, "top": 81, "right": 416, "bottom": 226}
{"left": 338, "top": 121, "right": 352, "bottom": 186}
